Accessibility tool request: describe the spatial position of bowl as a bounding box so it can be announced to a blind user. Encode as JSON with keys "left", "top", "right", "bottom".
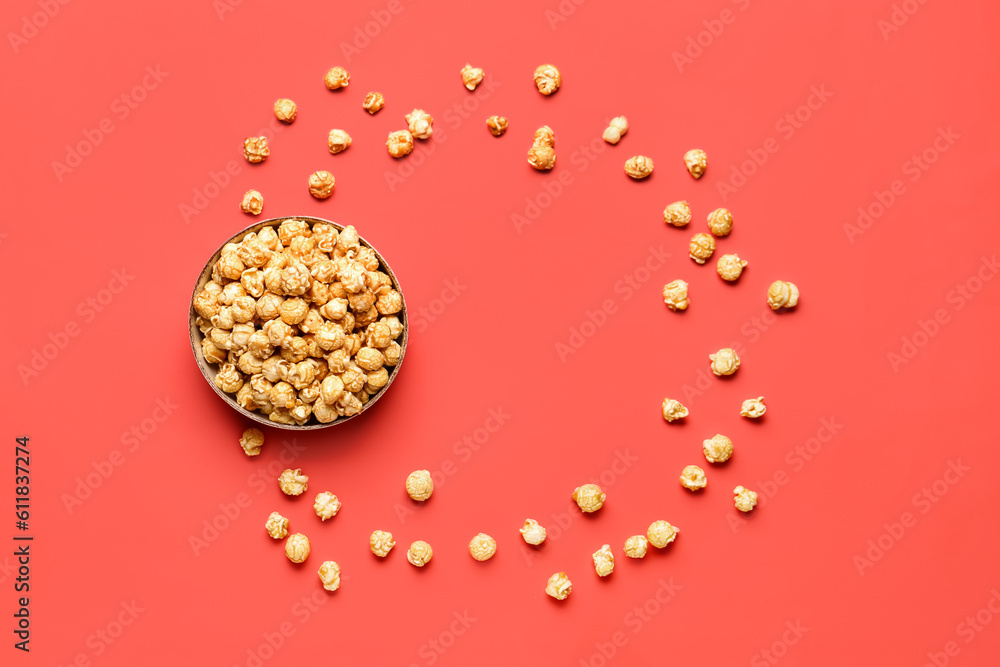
{"left": 188, "top": 216, "right": 408, "bottom": 430}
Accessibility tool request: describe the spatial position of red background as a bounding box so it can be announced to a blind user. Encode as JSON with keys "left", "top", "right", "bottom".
{"left": 3, "top": 0, "right": 1000, "bottom": 665}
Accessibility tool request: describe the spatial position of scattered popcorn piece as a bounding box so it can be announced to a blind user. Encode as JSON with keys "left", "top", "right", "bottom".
{"left": 545, "top": 572, "right": 572, "bottom": 600}
{"left": 717, "top": 254, "right": 748, "bottom": 281}
{"left": 461, "top": 63, "right": 485, "bottom": 90}
{"left": 405, "top": 109, "right": 434, "bottom": 139}
{"left": 707, "top": 208, "right": 733, "bottom": 236}
{"left": 625, "top": 155, "right": 654, "bottom": 180}
{"left": 327, "top": 129, "right": 352, "bottom": 154}
{"left": 734, "top": 486, "right": 758, "bottom": 512}
{"left": 661, "top": 398, "right": 689, "bottom": 423}
{"left": 572, "top": 484, "right": 605, "bottom": 513}
{"left": 239, "top": 427, "right": 264, "bottom": 456}
{"left": 623, "top": 535, "right": 648, "bottom": 558}
{"left": 407, "top": 540, "right": 433, "bottom": 567}
{"left": 240, "top": 189, "right": 264, "bottom": 215}
{"left": 520, "top": 519, "right": 546, "bottom": 545}
{"left": 313, "top": 492, "right": 341, "bottom": 521}
{"left": 265, "top": 511, "right": 289, "bottom": 539}
{"left": 741, "top": 397, "right": 767, "bottom": 418}
{"left": 318, "top": 561, "right": 340, "bottom": 591}
{"left": 684, "top": 148, "right": 707, "bottom": 178}
{"left": 486, "top": 115, "right": 508, "bottom": 136}
{"left": 273, "top": 98, "right": 297, "bottom": 123}
{"left": 663, "top": 200, "right": 692, "bottom": 227}
{"left": 689, "top": 233, "right": 716, "bottom": 264}
{"left": 647, "top": 520, "right": 679, "bottom": 548}
{"left": 602, "top": 116, "right": 629, "bottom": 144}
{"left": 405, "top": 469, "right": 434, "bottom": 501}
{"left": 592, "top": 544, "right": 615, "bottom": 577}
{"left": 243, "top": 136, "right": 269, "bottom": 164}
{"left": 533, "top": 126, "right": 555, "bottom": 148}
{"left": 279, "top": 468, "right": 309, "bottom": 496}
{"left": 324, "top": 66, "right": 350, "bottom": 90}
{"left": 709, "top": 348, "right": 740, "bottom": 376}
{"left": 533, "top": 64, "right": 562, "bottom": 95}
{"left": 387, "top": 130, "right": 414, "bottom": 158}
{"left": 370, "top": 530, "right": 395, "bottom": 557}
{"left": 469, "top": 533, "right": 497, "bottom": 561}
{"left": 363, "top": 92, "right": 385, "bottom": 114}
{"left": 528, "top": 144, "right": 556, "bottom": 170}
{"left": 662, "top": 280, "right": 689, "bottom": 311}
{"left": 285, "top": 533, "right": 311, "bottom": 563}
{"left": 679, "top": 465, "right": 707, "bottom": 491}
{"left": 308, "top": 171, "right": 335, "bottom": 199}
{"left": 767, "top": 280, "right": 800, "bottom": 310}
{"left": 703, "top": 434, "right": 734, "bottom": 463}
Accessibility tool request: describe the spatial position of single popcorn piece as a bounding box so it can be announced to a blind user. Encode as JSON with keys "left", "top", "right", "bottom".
{"left": 717, "top": 254, "right": 748, "bottom": 282}
{"left": 407, "top": 540, "right": 433, "bottom": 567}
{"left": 461, "top": 63, "right": 485, "bottom": 90}
{"left": 240, "top": 189, "right": 264, "bottom": 215}
{"left": 767, "top": 280, "right": 800, "bottom": 310}
{"left": 387, "top": 130, "right": 414, "bottom": 158}
{"left": 278, "top": 468, "right": 309, "bottom": 496}
{"left": 647, "top": 520, "right": 679, "bottom": 548}
{"left": 405, "top": 469, "right": 434, "bottom": 501}
{"left": 662, "top": 280, "right": 689, "bottom": 311}
{"left": 592, "top": 544, "right": 615, "bottom": 577}
{"left": 468, "top": 533, "right": 497, "bottom": 561}
{"left": 624, "top": 155, "right": 654, "bottom": 180}
{"left": 532, "top": 126, "right": 555, "bottom": 148}
{"left": 663, "top": 200, "right": 692, "bottom": 227}
{"left": 623, "top": 535, "right": 648, "bottom": 558}
{"left": 707, "top": 208, "right": 733, "bottom": 236}
{"left": 709, "top": 348, "right": 740, "bottom": 376}
{"left": 370, "top": 530, "right": 395, "bottom": 557}
{"left": 533, "top": 63, "right": 562, "bottom": 95}
{"left": 324, "top": 66, "right": 350, "bottom": 90}
{"left": 362, "top": 92, "right": 385, "bottom": 114}
{"left": 243, "top": 136, "right": 269, "bottom": 164}
{"left": 572, "top": 483, "right": 605, "bottom": 513}
{"left": 520, "top": 519, "right": 546, "bottom": 545}
{"left": 602, "top": 116, "right": 629, "bottom": 144}
{"left": 545, "top": 572, "right": 572, "bottom": 600}
{"left": 689, "top": 233, "right": 716, "bottom": 264}
{"left": 486, "top": 115, "right": 508, "bottom": 136}
{"left": 239, "top": 427, "right": 264, "bottom": 456}
{"left": 741, "top": 396, "right": 767, "bottom": 419}
{"left": 318, "top": 561, "right": 340, "bottom": 591}
{"left": 327, "top": 129, "right": 352, "bottom": 154}
{"left": 308, "top": 171, "right": 335, "bottom": 199}
{"left": 684, "top": 148, "right": 707, "bottom": 178}
{"left": 405, "top": 109, "right": 434, "bottom": 139}
{"left": 703, "top": 434, "right": 734, "bottom": 463}
{"left": 661, "top": 398, "right": 689, "bottom": 422}
{"left": 284, "top": 533, "right": 311, "bottom": 563}
{"left": 273, "top": 98, "right": 297, "bottom": 123}
{"left": 265, "top": 511, "right": 289, "bottom": 539}
{"left": 528, "top": 144, "right": 556, "bottom": 171}
{"left": 679, "top": 465, "right": 707, "bottom": 491}
{"left": 313, "top": 492, "right": 342, "bottom": 521}
{"left": 734, "top": 485, "right": 758, "bottom": 512}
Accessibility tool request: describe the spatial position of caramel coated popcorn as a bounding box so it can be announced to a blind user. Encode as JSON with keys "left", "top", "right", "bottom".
{"left": 486, "top": 115, "right": 508, "bottom": 137}
{"left": 363, "top": 92, "right": 385, "bottom": 114}
{"left": 279, "top": 468, "right": 309, "bottom": 496}
{"left": 767, "top": 280, "right": 800, "bottom": 310}
{"left": 661, "top": 398, "right": 689, "bottom": 423}
{"left": 572, "top": 484, "right": 605, "bottom": 513}
{"left": 327, "top": 129, "right": 352, "bottom": 154}
{"left": 707, "top": 208, "right": 733, "bottom": 236}
{"left": 689, "top": 233, "right": 716, "bottom": 264}
{"left": 370, "top": 530, "right": 395, "bottom": 557}
{"left": 703, "top": 434, "right": 734, "bottom": 463}
{"left": 469, "top": 533, "right": 497, "bottom": 561}
{"left": 405, "top": 469, "right": 434, "bottom": 501}
{"left": 663, "top": 200, "right": 692, "bottom": 227}
{"left": 602, "top": 116, "right": 628, "bottom": 144}
{"left": 520, "top": 519, "right": 546, "bottom": 545}
{"left": 545, "top": 572, "right": 572, "bottom": 600}
{"left": 734, "top": 486, "right": 758, "bottom": 512}
{"left": 241, "top": 190, "right": 264, "bottom": 216}
{"left": 324, "top": 66, "right": 350, "bottom": 90}
{"left": 314, "top": 492, "right": 341, "bottom": 521}
{"left": 461, "top": 63, "right": 485, "bottom": 90}
{"left": 285, "top": 533, "right": 311, "bottom": 563}
{"left": 623, "top": 535, "right": 648, "bottom": 559}
{"left": 741, "top": 396, "right": 767, "bottom": 418}
{"left": 717, "top": 254, "right": 748, "bottom": 282}
{"left": 239, "top": 427, "right": 264, "bottom": 456}
{"left": 405, "top": 109, "right": 434, "bottom": 139}
{"left": 679, "top": 465, "right": 707, "bottom": 491}
{"left": 709, "top": 348, "right": 740, "bottom": 376}
{"left": 387, "top": 130, "right": 414, "bottom": 158}
{"left": 273, "top": 98, "right": 297, "bottom": 123}
{"left": 684, "top": 148, "right": 707, "bottom": 178}
{"left": 625, "top": 155, "right": 654, "bottom": 180}
{"left": 318, "top": 561, "right": 341, "bottom": 591}
{"left": 407, "top": 540, "right": 433, "bottom": 567}
{"left": 243, "top": 137, "right": 270, "bottom": 164}
{"left": 528, "top": 126, "right": 557, "bottom": 170}
{"left": 308, "top": 171, "right": 335, "bottom": 199}
{"left": 647, "top": 520, "right": 679, "bottom": 548}
{"left": 265, "top": 511, "right": 289, "bottom": 539}
{"left": 592, "top": 544, "right": 615, "bottom": 577}
{"left": 533, "top": 64, "right": 562, "bottom": 95}
{"left": 662, "top": 280, "right": 689, "bottom": 311}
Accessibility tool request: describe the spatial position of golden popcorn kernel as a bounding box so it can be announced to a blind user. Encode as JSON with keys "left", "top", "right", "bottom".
{"left": 528, "top": 144, "right": 556, "bottom": 171}
{"left": 533, "top": 64, "right": 562, "bottom": 95}
{"left": 572, "top": 484, "right": 605, "bottom": 513}
{"left": 405, "top": 109, "right": 434, "bottom": 139}
{"left": 602, "top": 116, "right": 629, "bottom": 144}
{"left": 741, "top": 396, "right": 767, "bottom": 419}
{"left": 703, "top": 434, "right": 734, "bottom": 463}
{"left": 684, "top": 148, "right": 707, "bottom": 178}
{"left": 278, "top": 468, "right": 309, "bottom": 496}
{"left": 461, "top": 63, "right": 485, "bottom": 90}
{"left": 370, "top": 530, "right": 395, "bottom": 557}
{"left": 327, "top": 129, "right": 352, "bottom": 154}
{"left": 407, "top": 540, "right": 433, "bottom": 567}
{"left": 362, "top": 92, "right": 385, "bottom": 114}
{"left": 662, "top": 280, "right": 689, "bottom": 311}
{"left": 215, "top": 363, "right": 244, "bottom": 394}
{"left": 663, "top": 200, "right": 692, "bottom": 227}
{"left": 623, "top": 535, "right": 648, "bottom": 558}
{"left": 625, "top": 155, "right": 654, "bottom": 179}
{"left": 324, "top": 66, "right": 350, "bottom": 90}
{"left": 545, "top": 572, "right": 572, "bottom": 600}
{"left": 265, "top": 511, "right": 289, "bottom": 539}
{"left": 239, "top": 427, "right": 264, "bottom": 456}
{"left": 717, "top": 254, "right": 748, "bottom": 282}
{"left": 734, "top": 485, "right": 758, "bottom": 512}
{"left": 469, "top": 533, "right": 497, "bottom": 561}
{"left": 318, "top": 561, "right": 340, "bottom": 591}
{"left": 593, "top": 544, "right": 615, "bottom": 577}
{"left": 307, "top": 171, "right": 335, "bottom": 199}
{"left": 486, "top": 115, "right": 508, "bottom": 136}
{"left": 406, "top": 469, "right": 434, "bottom": 501}
{"left": 243, "top": 136, "right": 270, "bottom": 164}
{"left": 284, "top": 533, "right": 311, "bottom": 563}
{"left": 679, "top": 465, "right": 707, "bottom": 491}
{"left": 273, "top": 98, "right": 297, "bottom": 123}
{"left": 661, "top": 398, "right": 689, "bottom": 423}
{"left": 520, "top": 519, "right": 547, "bottom": 545}
{"left": 709, "top": 348, "right": 740, "bottom": 376}
{"left": 313, "top": 492, "right": 342, "bottom": 521}
{"left": 240, "top": 189, "right": 264, "bottom": 215}
{"left": 647, "top": 520, "right": 679, "bottom": 548}
{"left": 689, "top": 233, "right": 716, "bottom": 264}
{"left": 386, "top": 130, "right": 414, "bottom": 158}
{"left": 767, "top": 280, "right": 800, "bottom": 310}
{"left": 533, "top": 126, "right": 556, "bottom": 148}
{"left": 707, "top": 208, "right": 733, "bottom": 236}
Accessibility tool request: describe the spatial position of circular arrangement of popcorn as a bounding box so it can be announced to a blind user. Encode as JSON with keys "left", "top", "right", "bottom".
{"left": 193, "top": 220, "right": 405, "bottom": 427}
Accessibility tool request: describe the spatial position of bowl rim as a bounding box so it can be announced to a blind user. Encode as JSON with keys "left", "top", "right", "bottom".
{"left": 188, "top": 215, "right": 408, "bottom": 431}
